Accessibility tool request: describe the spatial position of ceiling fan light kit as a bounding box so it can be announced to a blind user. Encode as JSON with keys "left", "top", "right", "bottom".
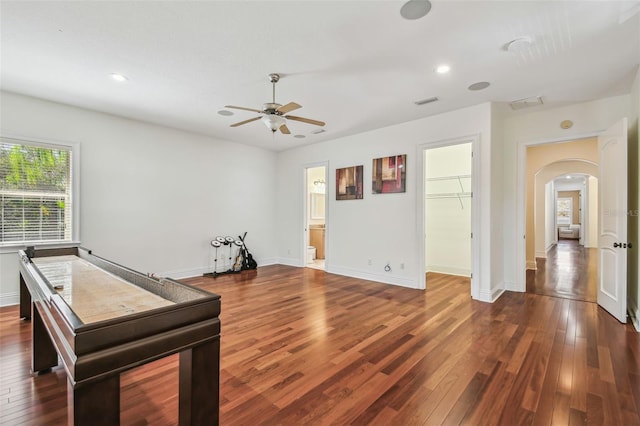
{"left": 225, "top": 73, "right": 325, "bottom": 136}
{"left": 262, "top": 114, "right": 286, "bottom": 133}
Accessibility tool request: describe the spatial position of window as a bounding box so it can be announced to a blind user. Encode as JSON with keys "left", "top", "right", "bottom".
{"left": 556, "top": 197, "right": 572, "bottom": 225}
{"left": 1, "top": 138, "right": 76, "bottom": 245}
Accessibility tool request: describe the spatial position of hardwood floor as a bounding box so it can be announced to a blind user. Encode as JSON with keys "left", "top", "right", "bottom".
{"left": 527, "top": 239, "right": 597, "bottom": 302}
{"left": 1, "top": 265, "right": 639, "bottom": 425}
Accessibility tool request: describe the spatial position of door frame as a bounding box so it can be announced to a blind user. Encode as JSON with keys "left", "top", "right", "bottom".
{"left": 416, "top": 135, "right": 480, "bottom": 299}
{"left": 303, "top": 161, "right": 329, "bottom": 269}
{"left": 515, "top": 132, "right": 598, "bottom": 291}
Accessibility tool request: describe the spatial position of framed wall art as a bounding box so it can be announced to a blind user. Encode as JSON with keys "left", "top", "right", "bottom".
{"left": 372, "top": 154, "right": 406, "bottom": 194}
{"left": 336, "top": 165, "right": 363, "bottom": 200}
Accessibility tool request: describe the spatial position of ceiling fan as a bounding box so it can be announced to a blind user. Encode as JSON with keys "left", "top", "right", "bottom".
{"left": 225, "top": 73, "right": 325, "bottom": 134}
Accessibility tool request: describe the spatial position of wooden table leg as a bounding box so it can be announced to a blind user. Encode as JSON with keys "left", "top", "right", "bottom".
{"left": 179, "top": 339, "right": 220, "bottom": 425}
{"left": 32, "top": 305, "right": 58, "bottom": 373}
{"left": 20, "top": 274, "right": 31, "bottom": 320}
{"left": 68, "top": 375, "right": 120, "bottom": 426}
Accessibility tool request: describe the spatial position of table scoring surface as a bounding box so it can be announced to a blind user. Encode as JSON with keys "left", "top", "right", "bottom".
{"left": 33, "top": 255, "right": 173, "bottom": 324}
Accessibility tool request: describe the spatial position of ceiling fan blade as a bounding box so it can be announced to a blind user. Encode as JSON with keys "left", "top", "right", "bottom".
{"left": 276, "top": 102, "right": 302, "bottom": 114}
{"left": 279, "top": 124, "right": 291, "bottom": 134}
{"left": 285, "top": 115, "right": 325, "bottom": 127}
{"left": 225, "top": 105, "right": 263, "bottom": 113}
{"left": 230, "top": 116, "right": 261, "bottom": 127}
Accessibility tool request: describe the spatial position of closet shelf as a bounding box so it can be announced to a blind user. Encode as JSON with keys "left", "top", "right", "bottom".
{"left": 425, "top": 192, "right": 472, "bottom": 199}
{"left": 425, "top": 188, "right": 472, "bottom": 208}
{"left": 425, "top": 174, "right": 471, "bottom": 182}
{"left": 425, "top": 174, "right": 472, "bottom": 208}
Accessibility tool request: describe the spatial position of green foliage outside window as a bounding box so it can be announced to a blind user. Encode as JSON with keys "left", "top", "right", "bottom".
{"left": 0, "top": 141, "right": 72, "bottom": 243}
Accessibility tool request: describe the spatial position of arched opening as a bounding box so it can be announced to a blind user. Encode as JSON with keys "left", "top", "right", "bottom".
{"left": 528, "top": 159, "right": 599, "bottom": 301}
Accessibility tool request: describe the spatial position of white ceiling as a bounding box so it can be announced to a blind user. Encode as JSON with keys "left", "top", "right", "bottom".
{"left": 554, "top": 173, "right": 587, "bottom": 190}
{"left": 1, "top": 1, "right": 639, "bottom": 152}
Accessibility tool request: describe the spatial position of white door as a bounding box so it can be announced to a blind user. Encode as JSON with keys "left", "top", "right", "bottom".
{"left": 598, "top": 118, "right": 628, "bottom": 323}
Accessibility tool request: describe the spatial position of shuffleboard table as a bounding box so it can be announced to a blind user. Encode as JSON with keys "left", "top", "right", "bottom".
{"left": 18, "top": 246, "right": 221, "bottom": 425}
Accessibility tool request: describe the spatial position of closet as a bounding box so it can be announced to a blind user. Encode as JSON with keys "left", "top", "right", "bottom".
{"left": 424, "top": 143, "right": 472, "bottom": 277}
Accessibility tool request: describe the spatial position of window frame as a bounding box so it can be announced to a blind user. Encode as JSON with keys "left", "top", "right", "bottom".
{"left": 556, "top": 196, "right": 572, "bottom": 226}
{"left": 0, "top": 135, "right": 80, "bottom": 249}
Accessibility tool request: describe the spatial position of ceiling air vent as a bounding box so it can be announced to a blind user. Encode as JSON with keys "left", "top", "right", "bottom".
{"left": 509, "top": 96, "right": 543, "bottom": 110}
{"left": 414, "top": 97, "right": 439, "bottom": 106}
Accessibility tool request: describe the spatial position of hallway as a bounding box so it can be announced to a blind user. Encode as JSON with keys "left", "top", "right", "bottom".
{"left": 527, "top": 240, "right": 597, "bottom": 302}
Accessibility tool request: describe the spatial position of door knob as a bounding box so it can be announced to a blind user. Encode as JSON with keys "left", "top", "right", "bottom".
{"left": 629, "top": 242, "right": 633, "bottom": 249}
{"left": 613, "top": 242, "right": 621, "bottom": 248}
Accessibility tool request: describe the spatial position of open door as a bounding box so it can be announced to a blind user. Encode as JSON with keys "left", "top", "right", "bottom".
{"left": 598, "top": 118, "right": 628, "bottom": 323}
{"left": 305, "top": 165, "right": 326, "bottom": 270}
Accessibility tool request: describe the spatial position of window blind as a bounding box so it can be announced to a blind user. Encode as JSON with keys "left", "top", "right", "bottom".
{"left": 0, "top": 139, "right": 73, "bottom": 244}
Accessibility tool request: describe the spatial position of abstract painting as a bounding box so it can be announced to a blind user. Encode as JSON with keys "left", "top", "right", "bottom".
{"left": 372, "top": 154, "right": 406, "bottom": 194}
{"left": 336, "top": 165, "right": 363, "bottom": 200}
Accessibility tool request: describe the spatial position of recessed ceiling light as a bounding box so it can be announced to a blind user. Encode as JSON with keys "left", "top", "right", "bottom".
{"left": 110, "top": 73, "right": 129, "bottom": 82}
{"left": 400, "top": 0, "right": 432, "bottom": 20}
{"left": 217, "top": 110, "right": 234, "bottom": 116}
{"left": 468, "top": 81, "right": 490, "bottom": 91}
{"left": 566, "top": 175, "right": 571, "bottom": 179}
{"left": 435, "top": 64, "right": 450, "bottom": 74}
{"left": 294, "top": 134, "right": 306, "bottom": 139}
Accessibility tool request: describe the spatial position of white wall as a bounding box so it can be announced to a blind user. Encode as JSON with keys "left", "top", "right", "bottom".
{"left": 501, "top": 94, "right": 631, "bottom": 291}
{"left": 0, "top": 91, "right": 278, "bottom": 305}
{"left": 425, "top": 143, "right": 472, "bottom": 277}
{"left": 490, "top": 104, "right": 506, "bottom": 300}
{"left": 275, "top": 102, "right": 501, "bottom": 301}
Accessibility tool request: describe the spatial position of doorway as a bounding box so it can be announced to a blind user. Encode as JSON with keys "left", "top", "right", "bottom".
{"left": 528, "top": 173, "right": 599, "bottom": 302}
{"left": 305, "top": 165, "right": 326, "bottom": 270}
{"left": 518, "top": 119, "right": 629, "bottom": 324}
{"left": 524, "top": 140, "right": 600, "bottom": 302}
{"left": 423, "top": 141, "right": 475, "bottom": 290}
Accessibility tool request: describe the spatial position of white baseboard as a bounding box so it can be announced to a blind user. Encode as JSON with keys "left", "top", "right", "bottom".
{"left": 535, "top": 251, "right": 547, "bottom": 258}
{"left": 327, "top": 265, "right": 419, "bottom": 289}
{"left": 0, "top": 292, "right": 19, "bottom": 307}
{"left": 504, "top": 280, "right": 523, "bottom": 292}
{"left": 277, "top": 256, "right": 304, "bottom": 268}
{"left": 426, "top": 265, "right": 471, "bottom": 277}
{"left": 477, "top": 282, "right": 505, "bottom": 303}
{"left": 160, "top": 257, "right": 281, "bottom": 280}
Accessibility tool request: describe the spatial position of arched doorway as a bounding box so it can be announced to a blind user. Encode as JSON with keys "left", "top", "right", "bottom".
{"left": 530, "top": 161, "right": 598, "bottom": 301}
{"left": 523, "top": 138, "right": 600, "bottom": 302}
